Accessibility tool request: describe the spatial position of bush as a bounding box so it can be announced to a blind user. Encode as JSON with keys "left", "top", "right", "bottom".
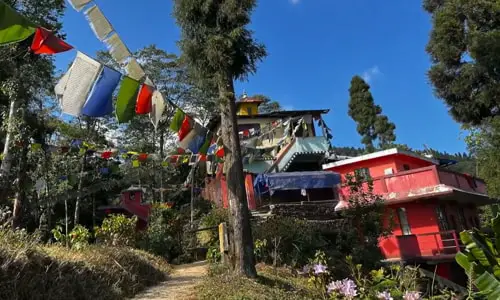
{"left": 95, "top": 214, "right": 137, "bottom": 247}
{"left": 52, "top": 224, "right": 91, "bottom": 250}
{"left": 197, "top": 207, "right": 228, "bottom": 248}
{"left": 252, "top": 216, "right": 327, "bottom": 268}
{"left": 139, "top": 205, "right": 184, "bottom": 260}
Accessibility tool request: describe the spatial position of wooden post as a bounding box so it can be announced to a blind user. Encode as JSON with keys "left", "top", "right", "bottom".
{"left": 219, "top": 222, "right": 229, "bottom": 264}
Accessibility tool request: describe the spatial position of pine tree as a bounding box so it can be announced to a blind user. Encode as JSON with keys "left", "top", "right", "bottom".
{"left": 348, "top": 76, "right": 396, "bottom": 152}
{"left": 424, "top": 0, "right": 500, "bottom": 125}
{"left": 174, "top": 0, "right": 266, "bottom": 277}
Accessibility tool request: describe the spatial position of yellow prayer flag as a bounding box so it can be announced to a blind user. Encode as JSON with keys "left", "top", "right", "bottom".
{"left": 132, "top": 160, "right": 140, "bottom": 168}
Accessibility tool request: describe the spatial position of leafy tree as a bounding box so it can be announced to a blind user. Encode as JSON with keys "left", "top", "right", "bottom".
{"left": 174, "top": 0, "right": 266, "bottom": 277}
{"left": 424, "top": 0, "right": 500, "bottom": 125}
{"left": 348, "top": 76, "right": 396, "bottom": 152}
{"left": 0, "top": 0, "right": 66, "bottom": 228}
{"left": 252, "top": 94, "right": 283, "bottom": 113}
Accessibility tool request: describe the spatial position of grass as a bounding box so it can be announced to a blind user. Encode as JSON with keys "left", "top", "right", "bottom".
{"left": 196, "top": 263, "right": 323, "bottom": 300}
{"left": 0, "top": 228, "right": 170, "bottom": 300}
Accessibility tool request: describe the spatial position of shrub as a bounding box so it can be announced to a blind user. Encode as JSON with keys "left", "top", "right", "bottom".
{"left": 197, "top": 207, "right": 228, "bottom": 247}
{"left": 95, "top": 214, "right": 137, "bottom": 247}
{"left": 252, "top": 216, "right": 327, "bottom": 268}
{"left": 51, "top": 224, "right": 91, "bottom": 250}
{"left": 139, "top": 205, "right": 184, "bottom": 260}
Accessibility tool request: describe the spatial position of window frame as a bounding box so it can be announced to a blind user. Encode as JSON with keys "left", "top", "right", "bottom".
{"left": 397, "top": 207, "right": 412, "bottom": 235}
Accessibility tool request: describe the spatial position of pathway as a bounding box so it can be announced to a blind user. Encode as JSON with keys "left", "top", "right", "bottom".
{"left": 132, "top": 261, "right": 208, "bottom": 300}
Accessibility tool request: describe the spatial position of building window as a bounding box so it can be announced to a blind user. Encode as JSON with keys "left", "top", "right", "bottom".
{"left": 354, "top": 168, "right": 371, "bottom": 181}
{"left": 458, "top": 207, "right": 467, "bottom": 230}
{"left": 403, "top": 164, "right": 410, "bottom": 171}
{"left": 436, "top": 205, "right": 449, "bottom": 231}
{"left": 247, "top": 107, "right": 253, "bottom": 115}
{"left": 397, "top": 208, "right": 412, "bottom": 235}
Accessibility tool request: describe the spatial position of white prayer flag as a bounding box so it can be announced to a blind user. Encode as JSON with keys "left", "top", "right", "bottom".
{"left": 67, "top": 0, "right": 92, "bottom": 11}
{"left": 56, "top": 52, "right": 102, "bottom": 116}
{"left": 104, "top": 33, "right": 132, "bottom": 64}
{"left": 126, "top": 58, "right": 146, "bottom": 81}
{"left": 85, "top": 5, "right": 114, "bottom": 41}
{"left": 150, "top": 90, "right": 166, "bottom": 129}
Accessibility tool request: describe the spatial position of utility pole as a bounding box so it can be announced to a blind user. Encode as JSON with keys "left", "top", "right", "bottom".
{"left": 190, "top": 163, "right": 197, "bottom": 227}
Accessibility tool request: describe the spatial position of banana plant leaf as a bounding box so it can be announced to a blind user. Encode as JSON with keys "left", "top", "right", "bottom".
{"left": 476, "top": 272, "right": 500, "bottom": 300}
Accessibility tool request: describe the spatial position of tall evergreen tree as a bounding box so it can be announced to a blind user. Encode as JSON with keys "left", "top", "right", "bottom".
{"left": 348, "top": 76, "right": 396, "bottom": 152}
{"left": 0, "top": 0, "right": 66, "bottom": 228}
{"left": 424, "top": 0, "right": 500, "bottom": 125}
{"left": 174, "top": 0, "right": 266, "bottom": 277}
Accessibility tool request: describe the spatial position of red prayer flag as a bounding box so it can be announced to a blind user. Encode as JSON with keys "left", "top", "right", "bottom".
{"left": 138, "top": 153, "right": 148, "bottom": 161}
{"left": 135, "top": 84, "right": 153, "bottom": 114}
{"left": 30, "top": 28, "right": 73, "bottom": 55}
{"left": 178, "top": 116, "right": 193, "bottom": 141}
{"left": 216, "top": 147, "right": 224, "bottom": 158}
{"left": 101, "top": 151, "right": 112, "bottom": 159}
{"left": 199, "top": 154, "right": 207, "bottom": 162}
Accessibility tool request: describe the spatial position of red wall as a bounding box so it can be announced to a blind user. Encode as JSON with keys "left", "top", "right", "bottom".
{"left": 330, "top": 154, "right": 434, "bottom": 179}
{"left": 379, "top": 202, "right": 441, "bottom": 259}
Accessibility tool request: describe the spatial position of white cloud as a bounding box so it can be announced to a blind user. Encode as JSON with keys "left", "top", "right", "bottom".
{"left": 290, "top": 0, "right": 300, "bottom": 4}
{"left": 361, "top": 66, "right": 382, "bottom": 83}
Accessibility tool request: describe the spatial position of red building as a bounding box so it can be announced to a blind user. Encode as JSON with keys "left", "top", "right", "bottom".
{"left": 322, "top": 148, "right": 496, "bottom": 282}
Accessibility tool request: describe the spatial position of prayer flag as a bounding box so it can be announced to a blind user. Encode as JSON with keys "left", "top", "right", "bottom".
{"left": 56, "top": 52, "right": 102, "bottom": 116}
{"left": 115, "top": 76, "right": 140, "bottom": 123}
{"left": 126, "top": 58, "right": 145, "bottom": 81}
{"left": 30, "top": 27, "right": 73, "bottom": 54}
{"left": 135, "top": 84, "right": 153, "bottom": 114}
{"left": 169, "top": 108, "right": 185, "bottom": 132}
{"left": 187, "top": 124, "right": 207, "bottom": 154}
{"left": 67, "top": 0, "right": 92, "bottom": 11}
{"left": 0, "top": 2, "right": 36, "bottom": 45}
{"left": 104, "top": 33, "right": 131, "bottom": 64}
{"left": 198, "top": 131, "right": 213, "bottom": 155}
{"left": 150, "top": 90, "right": 165, "bottom": 128}
{"left": 81, "top": 66, "right": 121, "bottom": 117}
{"left": 178, "top": 115, "right": 193, "bottom": 141}
{"left": 132, "top": 160, "right": 140, "bottom": 168}
{"left": 85, "top": 5, "right": 113, "bottom": 41}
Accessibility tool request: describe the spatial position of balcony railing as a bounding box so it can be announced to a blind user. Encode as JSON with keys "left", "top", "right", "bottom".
{"left": 383, "top": 230, "right": 462, "bottom": 260}
{"left": 338, "top": 165, "right": 487, "bottom": 203}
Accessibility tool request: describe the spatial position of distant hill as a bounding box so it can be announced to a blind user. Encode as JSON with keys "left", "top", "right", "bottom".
{"left": 331, "top": 146, "right": 477, "bottom": 176}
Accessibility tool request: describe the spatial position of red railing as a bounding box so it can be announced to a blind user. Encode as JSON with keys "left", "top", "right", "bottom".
{"left": 394, "top": 230, "right": 462, "bottom": 259}
{"left": 338, "top": 165, "right": 487, "bottom": 203}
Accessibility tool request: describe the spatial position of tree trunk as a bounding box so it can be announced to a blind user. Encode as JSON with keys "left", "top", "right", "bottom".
{"left": 12, "top": 112, "right": 28, "bottom": 229}
{"left": 1, "top": 98, "right": 18, "bottom": 178}
{"left": 159, "top": 130, "right": 164, "bottom": 202}
{"left": 218, "top": 74, "right": 257, "bottom": 278}
{"left": 74, "top": 153, "right": 87, "bottom": 225}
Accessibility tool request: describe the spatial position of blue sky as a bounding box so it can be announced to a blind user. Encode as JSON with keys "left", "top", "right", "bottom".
{"left": 56, "top": 0, "right": 467, "bottom": 154}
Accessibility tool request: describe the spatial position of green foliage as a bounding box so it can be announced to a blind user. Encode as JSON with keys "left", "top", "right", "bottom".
{"left": 251, "top": 94, "right": 283, "bottom": 113}
{"left": 174, "top": 0, "right": 267, "bottom": 84}
{"left": 206, "top": 245, "right": 222, "bottom": 263}
{"left": 424, "top": 0, "right": 500, "bottom": 125}
{"left": 464, "top": 117, "right": 500, "bottom": 197}
{"left": 197, "top": 208, "right": 229, "bottom": 247}
{"left": 51, "top": 224, "right": 91, "bottom": 250}
{"left": 140, "top": 205, "right": 184, "bottom": 260}
{"left": 95, "top": 214, "right": 137, "bottom": 247}
{"left": 252, "top": 216, "right": 327, "bottom": 268}
{"left": 348, "top": 76, "right": 396, "bottom": 152}
{"left": 455, "top": 214, "right": 500, "bottom": 299}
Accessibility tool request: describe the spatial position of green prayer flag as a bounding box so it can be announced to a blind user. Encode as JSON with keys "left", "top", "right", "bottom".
{"left": 198, "top": 132, "right": 213, "bottom": 155}
{"left": 161, "top": 161, "right": 169, "bottom": 167}
{"left": 0, "top": 2, "right": 36, "bottom": 45}
{"left": 115, "top": 76, "right": 140, "bottom": 123}
{"left": 169, "top": 108, "right": 185, "bottom": 132}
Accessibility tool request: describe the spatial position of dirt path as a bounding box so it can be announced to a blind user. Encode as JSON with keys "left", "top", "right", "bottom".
{"left": 132, "top": 261, "right": 208, "bottom": 300}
